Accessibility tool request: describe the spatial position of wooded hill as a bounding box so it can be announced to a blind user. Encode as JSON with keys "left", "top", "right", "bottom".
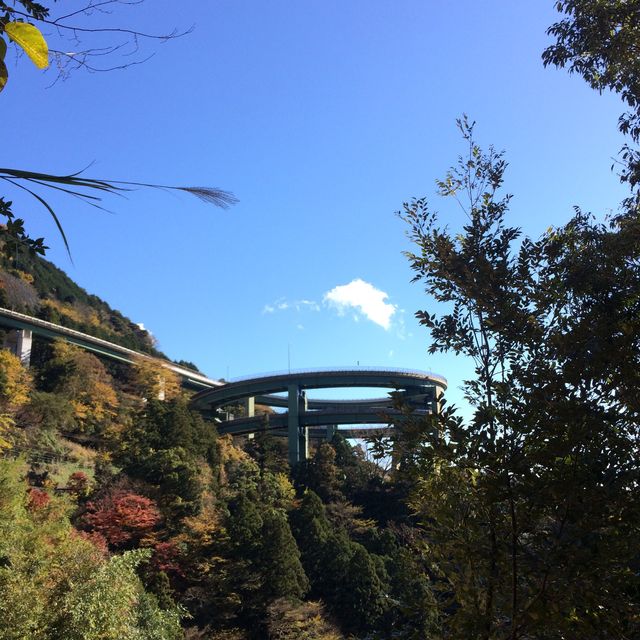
{"left": 0, "top": 250, "right": 164, "bottom": 357}
{"left": 0, "top": 306, "right": 424, "bottom": 638}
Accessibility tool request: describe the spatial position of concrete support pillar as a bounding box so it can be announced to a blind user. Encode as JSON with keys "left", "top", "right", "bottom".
{"left": 433, "top": 386, "right": 444, "bottom": 441}
{"left": 326, "top": 424, "right": 337, "bottom": 441}
{"left": 15, "top": 329, "right": 32, "bottom": 367}
{"left": 287, "top": 384, "right": 300, "bottom": 465}
{"left": 243, "top": 396, "right": 255, "bottom": 418}
{"left": 157, "top": 375, "right": 166, "bottom": 401}
{"left": 298, "top": 390, "right": 308, "bottom": 461}
{"left": 433, "top": 386, "right": 444, "bottom": 415}
{"left": 390, "top": 425, "right": 402, "bottom": 471}
{"left": 287, "top": 385, "right": 309, "bottom": 465}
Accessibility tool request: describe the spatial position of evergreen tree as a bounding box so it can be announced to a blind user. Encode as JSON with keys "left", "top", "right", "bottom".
{"left": 297, "top": 442, "right": 344, "bottom": 503}
{"left": 384, "top": 544, "right": 440, "bottom": 639}
{"left": 290, "top": 489, "right": 387, "bottom": 635}
{"left": 226, "top": 495, "right": 308, "bottom": 632}
{"left": 258, "top": 508, "right": 309, "bottom": 603}
{"left": 120, "top": 397, "right": 217, "bottom": 465}
{"left": 245, "top": 426, "right": 289, "bottom": 475}
{"left": 338, "top": 544, "right": 387, "bottom": 633}
{"left": 290, "top": 490, "right": 332, "bottom": 591}
{"left": 141, "top": 447, "right": 203, "bottom": 522}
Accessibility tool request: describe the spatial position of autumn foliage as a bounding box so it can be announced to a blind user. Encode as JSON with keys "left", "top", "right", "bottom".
{"left": 26, "top": 487, "right": 50, "bottom": 511}
{"left": 80, "top": 488, "right": 161, "bottom": 549}
{"left": 67, "top": 470, "right": 90, "bottom": 497}
{"left": 151, "top": 541, "right": 186, "bottom": 578}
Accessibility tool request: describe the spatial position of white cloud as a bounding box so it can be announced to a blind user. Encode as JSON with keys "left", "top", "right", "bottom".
{"left": 297, "top": 300, "right": 320, "bottom": 312}
{"left": 263, "top": 298, "right": 289, "bottom": 314}
{"left": 323, "top": 279, "right": 397, "bottom": 330}
{"left": 262, "top": 297, "right": 319, "bottom": 315}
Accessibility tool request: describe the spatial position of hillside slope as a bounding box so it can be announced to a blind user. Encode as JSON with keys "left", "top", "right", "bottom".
{"left": 0, "top": 251, "right": 165, "bottom": 357}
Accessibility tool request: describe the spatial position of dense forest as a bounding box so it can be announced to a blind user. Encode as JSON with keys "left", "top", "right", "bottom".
{"left": 0, "top": 331, "right": 434, "bottom": 639}
{"left": 1, "top": 1, "right": 640, "bottom": 638}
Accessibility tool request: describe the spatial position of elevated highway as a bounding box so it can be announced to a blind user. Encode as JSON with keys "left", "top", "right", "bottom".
{"left": 192, "top": 368, "right": 447, "bottom": 464}
{"left": 210, "top": 407, "right": 429, "bottom": 436}
{"left": 0, "top": 306, "right": 222, "bottom": 391}
{"left": 0, "top": 309, "right": 447, "bottom": 463}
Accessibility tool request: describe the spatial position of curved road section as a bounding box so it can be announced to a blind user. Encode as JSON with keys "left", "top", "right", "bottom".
{"left": 191, "top": 368, "right": 447, "bottom": 464}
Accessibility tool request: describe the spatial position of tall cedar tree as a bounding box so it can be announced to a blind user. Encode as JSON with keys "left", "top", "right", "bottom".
{"left": 290, "top": 489, "right": 388, "bottom": 635}
{"left": 226, "top": 494, "right": 308, "bottom": 631}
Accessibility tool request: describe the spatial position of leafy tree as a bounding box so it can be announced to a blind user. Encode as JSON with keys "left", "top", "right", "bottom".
{"left": 324, "top": 499, "right": 376, "bottom": 540}
{"left": 26, "top": 485, "right": 50, "bottom": 511}
{"left": 0, "top": 458, "right": 182, "bottom": 640}
{"left": 265, "top": 599, "right": 344, "bottom": 640}
{"left": 61, "top": 549, "right": 184, "bottom": 640}
{"left": 131, "top": 358, "right": 181, "bottom": 403}
{"left": 67, "top": 470, "right": 91, "bottom": 498}
{"left": 0, "top": 347, "right": 31, "bottom": 448}
{"left": 19, "top": 389, "right": 74, "bottom": 433}
{"left": 172, "top": 501, "right": 237, "bottom": 629}
{"left": 0, "top": 0, "right": 190, "bottom": 87}
{"left": 80, "top": 486, "right": 162, "bottom": 550}
{"left": 38, "top": 340, "right": 118, "bottom": 433}
{"left": 0, "top": 347, "right": 31, "bottom": 410}
{"left": 544, "top": 0, "right": 640, "bottom": 193}
{"left": 400, "top": 118, "right": 640, "bottom": 638}
{"left": 258, "top": 470, "right": 296, "bottom": 512}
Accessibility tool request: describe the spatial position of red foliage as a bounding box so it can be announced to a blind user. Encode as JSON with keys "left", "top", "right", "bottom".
{"left": 80, "top": 489, "right": 161, "bottom": 549}
{"left": 67, "top": 471, "right": 90, "bottom": 497}
{"left": 151, "top": 541, "right": 186, "bottom": 578}
{"left": 27, "top": 487, "right": 50, "bottom": 511}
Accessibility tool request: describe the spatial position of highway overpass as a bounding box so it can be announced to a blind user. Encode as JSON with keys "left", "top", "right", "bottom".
{"left": 0, "top": 308, "right": 448, "bottom": 463}
{"left": 0, "top": 306, "right": 222, "bottom": 391}
{"left": 192, "top": 368, "right": 447, "bottom": 464}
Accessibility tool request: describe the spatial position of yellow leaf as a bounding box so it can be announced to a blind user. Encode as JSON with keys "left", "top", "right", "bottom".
{"left": 5, "top": 22, "right": 49, "bottom": 70}
{"left": 0, "top": 60, "right": 7, "bottom": 93}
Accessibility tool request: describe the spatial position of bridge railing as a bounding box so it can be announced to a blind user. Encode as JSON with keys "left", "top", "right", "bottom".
{"left": 229, "top": 366, "right": 447, "bottom": 385}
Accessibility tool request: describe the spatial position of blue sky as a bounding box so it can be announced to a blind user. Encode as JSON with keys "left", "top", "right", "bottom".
{"left": 1, "top": 1, "right": 629, "bottom": 411}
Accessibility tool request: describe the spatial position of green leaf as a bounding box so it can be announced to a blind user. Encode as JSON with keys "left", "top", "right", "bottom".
{"left": 4, "top": 22, "right": 48, "bottom": 70}
{"left": 0, "top": 60, "right": 7, "bottom": 93}
{"left": 0, "top": 38, "right": 7, "bottom": 61}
